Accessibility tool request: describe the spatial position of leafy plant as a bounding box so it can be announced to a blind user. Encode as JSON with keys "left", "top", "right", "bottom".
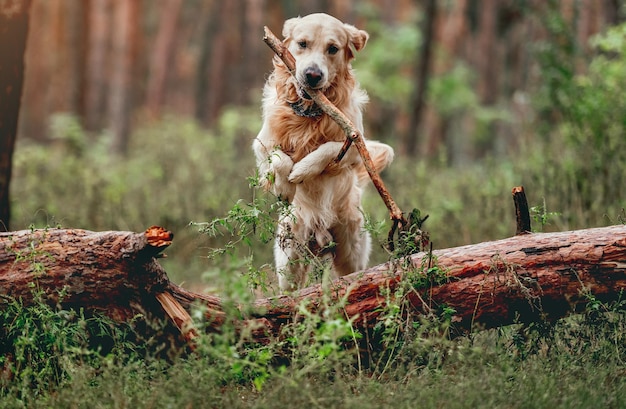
{"left": 529, "top": 197, "right": 561, "bottom": 232}
{"left": 0, "top": 296, "right": 139, "bottom": 399}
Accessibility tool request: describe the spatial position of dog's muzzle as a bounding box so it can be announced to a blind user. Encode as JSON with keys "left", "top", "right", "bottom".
{"left": 304, "top": 66, "right": 324, "bottom": 88}
{"left": 296, "top": 85, "right": 313, "bottom": 101}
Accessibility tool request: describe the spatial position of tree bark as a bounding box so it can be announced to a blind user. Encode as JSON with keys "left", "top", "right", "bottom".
{"left": 476, "top": 0, "right": 498, "bottom": 106}
{"left": 146, "top": 0, "right": 183, "bottom": 118}
{"left": 17, "top": 0, "right": 46, "bottom": 142}
{"left": 0, "top": 227, "right": 171, "bottom": 320}
{"left": 193, "top": 1, "right": 218, "bottom": 126}
{"left": 1, "top": 225, "right": 626, "bottom": 345}
{"left": 404, "top": 0, "right": 436, "bottom": 157}
{"left": 208, "top": 0, "right": 240, "bottom": 123}
{"left": 85, "top": 0, "right": 112, "bottom": 131}
{"left": 0, "top": 0, "right": 31, "bottom": 231}
{"left": 109, "top": 0, "right": 140, "bottom": 155}
{"left": 68, "top": 0, "right": 90, "bottom": 120}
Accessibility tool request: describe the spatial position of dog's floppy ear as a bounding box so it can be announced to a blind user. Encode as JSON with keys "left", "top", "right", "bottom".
{"left": 344, "top": 24, "right": 369, "bottom": 59}
{"left": 282, "top": 17, "right": 300, "bottom": 41}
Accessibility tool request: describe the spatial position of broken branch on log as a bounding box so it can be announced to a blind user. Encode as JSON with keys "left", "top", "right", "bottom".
{"left": 512, "top": 186, "right": 532, "bottom": 235}
{"left": 2, "top": 225, "right": 626, "bottom": 345}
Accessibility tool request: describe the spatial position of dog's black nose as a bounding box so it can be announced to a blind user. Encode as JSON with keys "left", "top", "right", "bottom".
{"left": 304, "top": 66, "right": 323, "bottom": 87}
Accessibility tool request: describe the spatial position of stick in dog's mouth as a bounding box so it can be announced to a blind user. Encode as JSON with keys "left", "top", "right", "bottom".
{"left": 262, "top": 24, "right": 429, "bottom": 253}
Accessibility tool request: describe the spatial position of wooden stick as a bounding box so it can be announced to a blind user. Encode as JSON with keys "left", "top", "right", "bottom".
{"left": 263, "top": 26, "right": 406, "bottom": 226}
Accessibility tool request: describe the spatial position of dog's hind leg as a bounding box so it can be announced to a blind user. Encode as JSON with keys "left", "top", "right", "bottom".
{"left": 331, "top": 216, "right": 372, "bottom": 277}
{"left": 274, "top": 220, "right": 309, "bottom": 291}
{"left": 275, "top": 242, "right": 298, "bottom": 291}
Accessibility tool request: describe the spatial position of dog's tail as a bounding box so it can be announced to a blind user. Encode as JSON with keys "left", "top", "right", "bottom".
{"left": 355, "top": 142, "right": 395, "bottom": 186}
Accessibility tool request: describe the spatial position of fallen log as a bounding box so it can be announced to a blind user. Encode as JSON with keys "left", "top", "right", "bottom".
{"left": 1, "top": 225, "right": 626, "bottom": 345}
{"left": 0, "top": 226, "right": 169, "bottom": 317}
{"left": 0, "top": 226, "right": 198, "bottom": 343}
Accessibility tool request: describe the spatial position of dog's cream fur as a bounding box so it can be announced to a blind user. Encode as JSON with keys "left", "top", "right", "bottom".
{"left": 253, "top": 13, "right": 394, "bottom": 290}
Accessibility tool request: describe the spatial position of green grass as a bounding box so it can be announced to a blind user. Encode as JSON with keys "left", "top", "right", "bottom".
{"left": 1, "top": 292, "right": 625, "bottom": 408}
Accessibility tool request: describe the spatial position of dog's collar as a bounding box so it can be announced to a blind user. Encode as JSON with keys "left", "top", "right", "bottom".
{"left": 289, "top": 100, "right": 323, "bottom": 118}
{"left": 288, "top": 85, "right": 323, "bottom": 118}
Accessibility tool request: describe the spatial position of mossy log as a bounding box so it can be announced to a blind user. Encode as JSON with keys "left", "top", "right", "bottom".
{"left": 1, "top": 225, "right": 626, "bottom": 345}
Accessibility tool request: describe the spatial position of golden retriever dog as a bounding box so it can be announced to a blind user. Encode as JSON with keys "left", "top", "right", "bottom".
{"left": 253, "top": 13, "right": 394, "bottom": 291}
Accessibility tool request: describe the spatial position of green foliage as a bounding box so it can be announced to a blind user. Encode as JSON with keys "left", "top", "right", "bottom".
{"left": 428, "top": 63, "right": 511, "bottom": 146}
{"left": 193, "top": 188, "right": 284, "bottom": 259}
{"left": 12, "top": 110, "right": 261, "bottom": 284}
{"left": 16, "top": 110, "right": 280, "bottom": 285}
{"left": 354, "top": 10, "right": 510, "bottom": 154}
{"left": 353, "top": 16, "right": 421, "bottom": 106}
{"left": 0, "top": 295, "right": 149, "bottom": 401}
{"left": 558, "top": 25, "right": 626, "bottom": 201}
{"left": 533, "top": 13, "right": 626, "bottom": 216}
{"left": 530, "top": 197, "right": 561, "bottom": 232}
{"left": 2, "top": 293, "right": 625, "bottom": 407}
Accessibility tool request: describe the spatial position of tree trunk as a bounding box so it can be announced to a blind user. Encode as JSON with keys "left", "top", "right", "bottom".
{"left": 0, "top": 227, "right": 171, "bottom": 321}
{"left": 109, "top": 0, "right": 140, "bottom": 155}
{"left": 0, "top": 0, "right": 31, "bottom": 231}
{"left": 85, "top": 0, "right": 112, "bottom": 131}
{"left": 68, "top": 0, "right": 90, "bottom": 120}
{"left": 404, "top": 0, "right": 435, "bottom": 157}
{"left": 241, "top": 0, "right": 266, "bottom": 107}
{"left": 146, "top": 0, "right": 183, "bottom": 118}
{"left": 17, "top": 0, "right": 46, "bottom": 142}
{"left": 194, "top": 1, "right": 219, "bottom": 126}
{"left": 420, "top": 0, "right": 467, "bottom": 158}
{"left": 476, "top": 0, "right": 498, "bottom": 106}
{"left": 1, "top": 225, "right": 626, "bottom": 345}
{"left": 205, "top": 0, "right": 239, "bottom": 124}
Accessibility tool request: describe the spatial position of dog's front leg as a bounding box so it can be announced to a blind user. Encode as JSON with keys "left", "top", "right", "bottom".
{"left": 288, "top": 141, "right": 359, "bottom": 183}
{"left": 253, "top": 137, "right": 296, "bottom": 202}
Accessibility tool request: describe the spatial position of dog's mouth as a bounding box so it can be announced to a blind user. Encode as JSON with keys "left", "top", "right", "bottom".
{"left": 290, "top": 84, "right": 324, "bottom": 118}
{"left": 296, "top": 80, "right": 331, "bottom": 97}
{"left": 296, "top": 85, "right": 313, "bottom": 100}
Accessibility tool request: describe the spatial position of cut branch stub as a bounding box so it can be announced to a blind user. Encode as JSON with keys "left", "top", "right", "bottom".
{"left": 512, "top": 186, "right": 532, "bottom": 235}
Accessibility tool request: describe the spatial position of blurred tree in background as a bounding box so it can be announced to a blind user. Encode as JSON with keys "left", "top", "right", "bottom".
{"left": 0, "top": 0, "right": 31, "bottom": 231}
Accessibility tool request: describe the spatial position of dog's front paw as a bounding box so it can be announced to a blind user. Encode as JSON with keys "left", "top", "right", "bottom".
{"left": 272, "top": 153, "right": 294, "bottom": 176}
{"left": 288, "top": 160, "right": 312, "bottom": 184}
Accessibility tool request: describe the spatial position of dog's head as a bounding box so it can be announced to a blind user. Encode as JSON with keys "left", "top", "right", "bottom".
{"left": 282, "top": 13, "right": 368, "bottom": 92}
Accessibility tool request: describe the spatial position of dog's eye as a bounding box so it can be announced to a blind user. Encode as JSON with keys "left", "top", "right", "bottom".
{"left": 328, "top": 45, "right": 339, "bottom": 55}
{"left": 298, "top": 41, "right": 307, "bottom": 49}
